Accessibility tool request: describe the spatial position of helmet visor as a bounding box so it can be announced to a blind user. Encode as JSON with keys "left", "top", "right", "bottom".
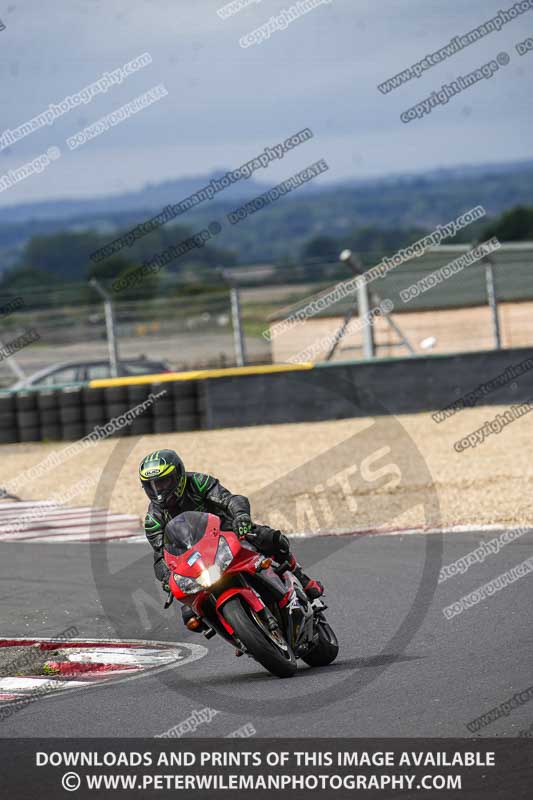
{"left": 144, "top": 472, "right": 178, "bottom": 502}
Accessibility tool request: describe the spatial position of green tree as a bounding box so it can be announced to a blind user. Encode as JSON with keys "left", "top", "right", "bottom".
{"left": 0, "top": 265, "right": 62, "bottom": 308}
{"left": 300, "top": 235, "right": 339, "bottom": 263}
{"left": 88, "top": 256, "right": 160, "bottom": 300}
{"left": 483, "top": 206, "right": 533, "bottom": 241}
{"left": 21, "top": 231, "right": 102, "bottom": 282}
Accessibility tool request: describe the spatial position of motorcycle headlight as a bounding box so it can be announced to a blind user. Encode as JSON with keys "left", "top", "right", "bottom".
{"left": 173, "top": 573, "right": 201, "bottom": 594}
{"left": 197, "top": 565, "right": 222, "bottom": 587}
{"left": 216, "top": 536, "right": 233, "bottom": 572}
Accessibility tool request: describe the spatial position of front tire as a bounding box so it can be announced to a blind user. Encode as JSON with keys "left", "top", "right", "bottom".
{"left": 222, "top": 597, "right": 297, "bottom": 678}
{"left": 302, "top": 620, "right": 339, "bottom": 667}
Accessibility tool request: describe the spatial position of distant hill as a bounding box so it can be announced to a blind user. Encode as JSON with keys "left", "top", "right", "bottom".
{"left": 1, "top": 158, "right": 532, "bottom": 266}
{"left": 0, "top": 170, "right": 278, "bottom": 223}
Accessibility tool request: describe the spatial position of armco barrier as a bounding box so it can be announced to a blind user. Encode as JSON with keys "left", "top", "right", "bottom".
{"left": 1, "top": 348, "right": 532, "bottom": 442}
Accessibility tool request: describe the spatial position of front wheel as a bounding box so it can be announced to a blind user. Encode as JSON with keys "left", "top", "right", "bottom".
{"left": 222, "top": 597, "right": 297, "bottom": 678}
{"left": 302, "top": 620, "right": 339, "bottom": 667}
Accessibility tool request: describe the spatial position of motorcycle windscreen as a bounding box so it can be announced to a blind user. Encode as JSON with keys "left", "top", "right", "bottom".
{"left": 165, "top": 511, "right": 211, "bottom": 556}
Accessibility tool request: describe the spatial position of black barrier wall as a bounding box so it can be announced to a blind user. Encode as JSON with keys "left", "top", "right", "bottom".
{"left": 1, "top": 347, "right": 533, "bottom": 442}
{"left": 199, "top": 347, "right": 533, "bottom": 429}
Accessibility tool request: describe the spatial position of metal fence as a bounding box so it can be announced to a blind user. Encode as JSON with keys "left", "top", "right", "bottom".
{"left": 0, "top": 288, "right": 271, "bottom": 388}
{"left": 1, "top": 242, "right": 533, "bottom": 388}
{"left": 265, "top": 242, "right": 533, "bottom": 363}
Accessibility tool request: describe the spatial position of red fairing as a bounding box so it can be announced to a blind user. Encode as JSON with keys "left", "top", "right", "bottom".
{"left": 216, "top": 586, "right": 265, "bottom": 613}
{"left": 214, "top": 587, "right": 265, "bottom": 634}
{"left": 165, "top": 513, "right": 225, "bottom": 601}
{"left": 164, "top": 512, "right": 221, "bottom": 575}
{"left": 164, "top": 512, "right": 262, "bottom": 603}
{"left": 279, "top": 589, "right": 293, "bottom": 609}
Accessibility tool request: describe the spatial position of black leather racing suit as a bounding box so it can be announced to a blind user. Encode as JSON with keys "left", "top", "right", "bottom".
{"left": 144, "top": 471, "right": 290, "bottom": 583}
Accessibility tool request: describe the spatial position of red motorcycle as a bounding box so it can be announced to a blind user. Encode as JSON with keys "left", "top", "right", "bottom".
{"left": 164, "top": 511, "right": 338, "bottom": 678}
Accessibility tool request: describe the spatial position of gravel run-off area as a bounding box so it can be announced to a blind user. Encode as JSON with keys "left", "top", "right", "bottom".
{"left": 0, "top": 405, "right": 530, "bottom": 534}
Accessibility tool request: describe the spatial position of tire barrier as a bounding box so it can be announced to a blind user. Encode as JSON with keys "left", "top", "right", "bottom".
{"left": 103, "top": 384, "right": 131, "bottom": 438}
{"left": 2, "top": 346, "right": 533, "bottom": 443}
{"left": 0, "top": 394, "right": 17, "bottom": 445}
{"left": 81, "top": 386, "right": 107, "bottom": 436}
{"left": 172, "top": 380, "right": 198, "bottom": 432}
{"left": 38, "top": 390, "right": 62, "bottom": 442}
{"left": 16, "top": 391, "right": 40, "bottom": 443}
{"left": 150, "top": 381, "right": 174, "bottom": 434}
{"left": 0, "top": 379, "right": 203, "bottom": 443}
{"left": 127, "top": 384, "right": 154, "bottom": 436}
{"left": 58, "top": 386, "right": 85, "bottom": 442}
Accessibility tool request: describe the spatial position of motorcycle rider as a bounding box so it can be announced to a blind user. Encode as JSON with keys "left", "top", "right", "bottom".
{"left": 139, "top": 449, "right": 324, "bottom": 630}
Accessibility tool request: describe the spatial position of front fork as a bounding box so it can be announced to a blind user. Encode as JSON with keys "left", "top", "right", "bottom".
{"left": 183, "top": 575, "right": 279, "bottom": 646}
{"left": 214, "top": 580, "right": 279, "bottom": 636}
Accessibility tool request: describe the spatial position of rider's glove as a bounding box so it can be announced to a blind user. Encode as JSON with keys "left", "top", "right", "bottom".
{"left": 154, "top": 556, "right": 171, "bottom": 587}
{"left": 233, "top": 513, "right": 253, "bottom": 539}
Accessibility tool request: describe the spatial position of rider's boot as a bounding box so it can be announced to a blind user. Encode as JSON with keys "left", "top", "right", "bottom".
{"left": 287, "top": 555, "right": 324, "bottom": 600}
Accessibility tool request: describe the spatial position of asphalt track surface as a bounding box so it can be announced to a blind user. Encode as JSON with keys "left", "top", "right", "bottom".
{"left": 0, "top": 529, "right": 531, "bottom": 738}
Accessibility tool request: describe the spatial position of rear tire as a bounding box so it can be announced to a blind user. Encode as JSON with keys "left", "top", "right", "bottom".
{"left": 301, "top": 620, "right": 339, "bottom": 667}
{"left": 222, "top": 597, "right": 296, "bottom": 678}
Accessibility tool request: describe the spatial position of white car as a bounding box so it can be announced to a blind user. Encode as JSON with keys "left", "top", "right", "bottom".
{"left": 10, "top": 357, "right": 171, "bottom": 390}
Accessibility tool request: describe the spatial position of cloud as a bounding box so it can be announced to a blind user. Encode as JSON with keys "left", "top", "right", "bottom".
{"left": 0, "top": 0, "right": 530, "bottom": 203}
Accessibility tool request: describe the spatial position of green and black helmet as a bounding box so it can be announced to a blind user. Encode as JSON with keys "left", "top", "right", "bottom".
{"left": 139, "top": 449, "right": 187, "bottom": 506}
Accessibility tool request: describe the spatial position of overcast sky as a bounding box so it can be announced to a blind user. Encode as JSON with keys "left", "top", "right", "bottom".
{"left": 0, "top": 0, "right": 531, "bottom": 205}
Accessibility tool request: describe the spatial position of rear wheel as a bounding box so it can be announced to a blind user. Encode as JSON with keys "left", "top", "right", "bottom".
{"left": 302, "top": 620, "right": 339, "bottom": 667}
{"left": 222, "top": 597, "right": 296, "bottom": 678}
